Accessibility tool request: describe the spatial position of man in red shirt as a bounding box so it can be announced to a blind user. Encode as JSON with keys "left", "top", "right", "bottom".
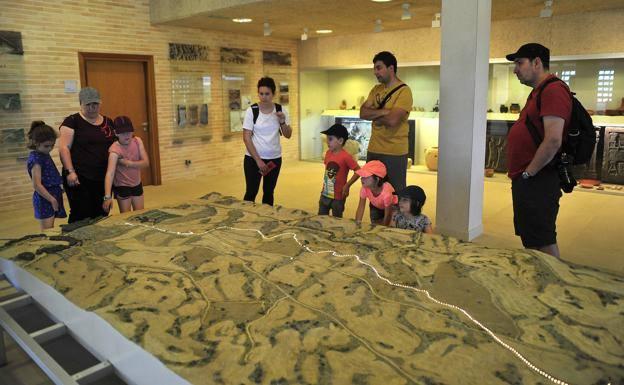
{"left": 506, "top": 43, "right": 572, "bottom": 258}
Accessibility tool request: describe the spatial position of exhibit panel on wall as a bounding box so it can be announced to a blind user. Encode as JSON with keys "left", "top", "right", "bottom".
{"left": 262, "top": 50, "right": 295, "bottom": 123}
{"left": 169, "top": 43, "right": 212, "bottom": 142}
{"left": 220, "top": 47, "right": 256, "bottom": 134}
{"left": 0, "top": 31, "right": 26, "bottom": 160}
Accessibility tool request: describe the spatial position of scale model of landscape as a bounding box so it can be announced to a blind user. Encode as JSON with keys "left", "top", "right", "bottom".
{"left": 1, "top": 193, "right": 622, "bottom": 385}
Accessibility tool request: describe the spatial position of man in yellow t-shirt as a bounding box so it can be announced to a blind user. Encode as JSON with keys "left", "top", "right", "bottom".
{"left": 360, "top": 51, "right": 413, "bottom": 191}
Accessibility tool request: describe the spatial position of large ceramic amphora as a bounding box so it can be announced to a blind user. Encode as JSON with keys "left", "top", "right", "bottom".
{"left": 425, "top": 147, "right": 438, "bottom": 171}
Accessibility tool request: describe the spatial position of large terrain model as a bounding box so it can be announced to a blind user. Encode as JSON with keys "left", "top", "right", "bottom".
{"left": 1, "top": 193, "right": 622, "bottom": 385}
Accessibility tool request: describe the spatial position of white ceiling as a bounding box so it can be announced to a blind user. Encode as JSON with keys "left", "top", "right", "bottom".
{"left": 151, "top": 0, "right": 624, "bottom": 40}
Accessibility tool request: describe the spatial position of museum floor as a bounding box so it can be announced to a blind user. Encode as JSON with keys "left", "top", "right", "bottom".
{"left": 1, "top": 160, "right": 622, "bottom": 273}
{"left": 1, "top": 160, "right": 623, "bottom": 385}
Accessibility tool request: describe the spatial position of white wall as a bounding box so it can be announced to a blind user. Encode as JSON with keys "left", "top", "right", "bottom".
{"left": 299, "top": 71, "right": 329, "bottom": 160}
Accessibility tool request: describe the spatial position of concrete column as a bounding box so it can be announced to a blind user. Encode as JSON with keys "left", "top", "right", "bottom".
{"left": 435, "top": 0, "right": 491, "bottom": 240}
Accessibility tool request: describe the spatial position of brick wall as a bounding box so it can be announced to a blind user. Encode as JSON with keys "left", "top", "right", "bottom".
{"left": 0, "top": 0, "right": 299, "bottom": 211}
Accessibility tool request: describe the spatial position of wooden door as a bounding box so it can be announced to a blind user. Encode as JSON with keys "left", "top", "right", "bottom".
{"left": 83, "top": 59, "right": 154, "bottom": 185}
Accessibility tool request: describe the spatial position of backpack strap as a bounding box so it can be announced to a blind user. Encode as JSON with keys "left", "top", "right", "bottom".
{"left": 251, "top": 103, "right": 260, "bottom": 125}
{"left": 536, "top": 77, "right": 569, "bottom": 112}
{"left": 379, "top": 83, "right": 407, "bottom": 109}
{"left": 251, "top": 103, "right": 284, "bottom": 136}
{"left": 275, "top": 103, "right": 283, "bottom": 136}
{"left": 524, "top": 77, "right": 568, "bottom": 146}
{"left": 251, "top": 103, "right": 282, "bottom": 123}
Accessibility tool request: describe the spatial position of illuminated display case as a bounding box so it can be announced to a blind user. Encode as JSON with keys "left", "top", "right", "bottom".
{"left": 301, "top": 57, "right": 624, "bottom": 185}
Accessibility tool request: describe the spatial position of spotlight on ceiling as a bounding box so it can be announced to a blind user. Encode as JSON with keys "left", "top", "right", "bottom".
{"left": 316, "top": 29, "right": 333, "bottom": 34}
{"left": 374, "top": 19, "right": 383, "bottom": 33}
{"left": 301, "top": 28, "right": 308, "bottom": 41}
{"left": 540, "top": 0, "right": 553, "bottom": 18}
{"left": 232, "top": 18, "right": 252, "bottom": 23}
{"left": 431, "top": 12, "right": 441, "bottom": 28}
{"left": 263, "top": 22, "right": 271, "bottom": 36}
{"left": 401, "top": 3, "right": 412, "bottom": 21}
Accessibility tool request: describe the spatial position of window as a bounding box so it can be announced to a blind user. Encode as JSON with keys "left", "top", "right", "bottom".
{"left": 596, "top": 69, "right": 614, "bottom": 103}
{"left": 559, "top": 70, "right": 576, "bottom": 86}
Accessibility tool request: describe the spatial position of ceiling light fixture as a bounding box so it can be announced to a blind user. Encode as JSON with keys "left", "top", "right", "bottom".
{"left": 401, "top": 3, "right": 412, "bottom": 20}
{"left": 431, "top": 13, "right": 441, "bottom": 28}
{"left": 232, "top": 18, "right": 252, "bottom": 23}
{"left": 301, "top": 28, "right": 308, "bottom": 41}
{"left": 263, "top": 21, "right": 271, "bottom": 36}
{"left": 539, "top": 0, "right": 553, "bottom": 18}
{"left": 371, "top": 0, "right": 392, "bottom": 2}
{"left": 316, "top": 29, "right": 333, "bottom": 34}
{"left": 374, "top": 19, "right": 383, "bottom": 33}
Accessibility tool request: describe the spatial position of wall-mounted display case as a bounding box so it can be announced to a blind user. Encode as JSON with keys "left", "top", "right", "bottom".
{"left": 221, "top": 48, "right": 256, "bottom": 134}
{"left": 171, "top": 64, "right": 212, "bottom": 141}
{"left": 0, "top": 32, "right": 26, "bottom": 160}
{"left": 301, "top": 57, "right": 624, "bottom": 186}
{"left": 168, "top": 42, "right": 213, "bottom": 142}
{"left": 263, "top": 50, "right": 296, "bottom": 127}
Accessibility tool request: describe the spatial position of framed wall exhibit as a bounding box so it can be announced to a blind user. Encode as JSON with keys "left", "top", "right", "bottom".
{"left": 0, "top": 30, "right": 27, "bottom": 160}
{"left": 169, "top": 43, "right": 212, "bottom": 141}
{"left": 221, "top": 47, "right": 256, "bottom": 134}
{"left": 263, "top": 50, "right": 295, "bottom": 122}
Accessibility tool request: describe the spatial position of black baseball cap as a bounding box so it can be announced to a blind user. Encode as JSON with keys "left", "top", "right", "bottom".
{"left": 321, "top": 123, "right": 349, "bottom": 142}
{"left": 396, "top": 185, "right": 426, "bottom": 205}
{"left": 113, "top": 115, "right": 135, "bottom": 134}
{"left": 506, "top": 43, "right": 550, "bottom": 67}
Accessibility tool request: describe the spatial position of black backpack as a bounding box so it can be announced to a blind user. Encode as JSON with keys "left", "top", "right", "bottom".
{"left": 251, "top": 103, "right": 282, "bottom": 123}
{"left": 527, "top": 77, "right": 596, "bottom": 165}
{"left": 250, "top": 103, "right": 283, "bottom": 136}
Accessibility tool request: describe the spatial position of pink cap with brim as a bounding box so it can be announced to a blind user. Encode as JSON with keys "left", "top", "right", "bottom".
{"left": 356, "top": 160, "right": 387, "bottom": 178}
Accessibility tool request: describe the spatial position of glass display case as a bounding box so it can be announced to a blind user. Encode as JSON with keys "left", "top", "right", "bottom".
{"left": 168, "top": 43, "right": 213, "bottom": 142}
{"left": 263, "top": 50, "right": 295, "bottom": 125}
{"left": 0, "top": 31, "right": 27, "bottom": 160}
{"left": 220, "top": 47, "right": 256, "bottom": 134}
{"left": 301, "top": 57, "right": 624, "bottom": 186}
{"left": 170, "top": 63, "right": 212, "bottom": 141}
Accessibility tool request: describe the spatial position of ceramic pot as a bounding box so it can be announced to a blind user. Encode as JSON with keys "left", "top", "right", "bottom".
{"left": 425, "top": 147, "right": 438, "bottom": 171}
{"left": 509, "top": 103, "right": 521, "bottom": 113}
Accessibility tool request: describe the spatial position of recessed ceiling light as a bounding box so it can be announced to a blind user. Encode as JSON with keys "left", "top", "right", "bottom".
{"left": 316, "top": 29, "right": 333, "bottom": 34}
{"left": 232, "top": 18, "right": 252, "bottom": 23}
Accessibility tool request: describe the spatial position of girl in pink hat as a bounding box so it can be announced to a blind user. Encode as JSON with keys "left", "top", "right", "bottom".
{"left": 354, "top": 160, "right": 398, "bottom": 226}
